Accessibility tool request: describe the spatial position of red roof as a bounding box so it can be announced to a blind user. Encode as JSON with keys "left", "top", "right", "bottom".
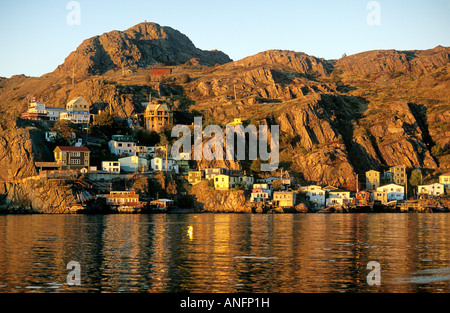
{"left": 56, "top": 146, "right": 90, "bottom": 152}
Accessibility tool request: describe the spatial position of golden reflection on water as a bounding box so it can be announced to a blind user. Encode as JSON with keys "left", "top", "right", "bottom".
{"left": 0, "top": 214, "right": 449, "bottom": 293}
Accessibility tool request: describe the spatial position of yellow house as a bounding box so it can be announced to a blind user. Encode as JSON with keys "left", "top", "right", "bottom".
{"left": 144, "top": 103, "right": 173, "bottom": 132}
{"left": 366, "top": 170, "right": 381, "bottom": 190}
{"left": 273, "top": 191, "right": 296, "bottom": 207}
{"left": 214, "top": 174, "right": 239, "bottom": 190}
{"left": 439, "top": 173, "right": 450, "bottom": 189}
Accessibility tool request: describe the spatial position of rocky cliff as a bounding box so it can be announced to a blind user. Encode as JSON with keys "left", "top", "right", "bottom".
{"left": 54, "top": 22, "right": 232, "bottom": 78}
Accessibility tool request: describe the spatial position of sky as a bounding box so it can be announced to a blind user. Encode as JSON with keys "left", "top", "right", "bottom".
{"left": 0, "top": 0, "right": 449, "bottom": 78}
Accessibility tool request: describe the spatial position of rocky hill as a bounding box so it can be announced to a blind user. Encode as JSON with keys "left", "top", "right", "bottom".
{"left": 53, "top": 22, "right": 232, "bottom": 78}
{"left": 0, "top": 22, "right": 449, "bottom": 202}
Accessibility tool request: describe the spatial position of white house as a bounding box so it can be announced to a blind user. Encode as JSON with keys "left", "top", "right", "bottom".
{"left": 102, "top": 161, "right": 120, "bottom": 174}
{"left": 250, "top": 188, "right": 271, "bottom": 203}
{"left": 376, "top": 184, "right": 405, "bottom": 202}
{"left": 59, "top": 97, "right": 90, "bottom": 124}
{"left": 302, "top": 185, "right": 326, "bottom": 207}
{"left": 119, "top": 156, "right": 149, "bottom": 173}
{"left": 252, "top": 183, "right": 272, "bottom": 197}
{"left": 150, "top": 157, "right": 179, "bottom": 173}
{"left": 418, "top": 183, "right": 445, "bottom": 197}
{"left": 108, "top": 135, "right": 136, "bottom": 156}
{"left": 327, "top": 189, "right": 352, "bottom": 206}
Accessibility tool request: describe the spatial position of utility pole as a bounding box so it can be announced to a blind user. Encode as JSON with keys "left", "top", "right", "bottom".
{"left": 165, "top": 144, "right": 168, "bottom": 172}
{"left": 356, "top": 174, "right": 359, "bottom": 193}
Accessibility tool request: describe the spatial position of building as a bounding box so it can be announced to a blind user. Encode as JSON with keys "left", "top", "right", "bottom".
{"left": 250, "top": 188, "right": 271, "bottom": 203}
{"left": 150, "top": 68, "right": 172, "bottom": 77}
{"left": 439, "top": 173, "right": 450, "bottom": 189}
{"left": 327, "top": 189, "right": 352, "bottom": 206}
{"left": 45, "top": 131, "right": 57, "bottom": 142}
{"left": 54, "top": 146, "right": 90, "bottom": 171}
{"left": 376, "top": 184, "right": 405, "bottom": 202}
{"left": 273, "top": 191, "right": 296, "bottom": 207}
{"left": 150, "top": 157, "right": 179, "bottom": 173}
{"left": 252, "top": 183, "right": 272, "bottom": 197}
{"left": 355, "top": 191, "right": 371, "bottom": 206}
{"left": 102, "top": 161, "right": 120, "bottom": 174}
{"left": 150, "top": 198, "right": 175, "bottom": 209}
{"left": 59, "top": 97, "right": 90, "bottom": 124}
{"left": 388, "top": 165, "right": 407, "bottom": 185}
{"left": 372, "top": 190, "right": 388, "bottom": 204}
{"left": 108, "top": 135, "right": 136, "bottom": 156}
{"left": 21, "top": 101, "right": 66, "bottom": 121}
{"left": 119, "top": 155, "right": 149, "bottom": 172}
{"left": 205, "top": 168, "right": 228, "bottom": 180}
{"left": 302, "top": 185, "right": 326, "bottom": 208}
{"left": 188, "top": 171, "right": 204, "bottom": 185}
{"left": 366, "top": 170, "right": 381, "bottom": 190}
{"left": 143, "top": 103, "right": 173, "bottom": 132}
{"left": 238, "top": 174, "right": 255, "bottom": 190}
{"left": 418, "top": 183, "right": 445, "bottom": 197}
{"left": 214, "top": 174, "right": 239, "bottom": 190}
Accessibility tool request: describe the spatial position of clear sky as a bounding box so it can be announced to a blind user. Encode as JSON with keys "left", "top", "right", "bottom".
{"left": 0, "top": 0, "right": 449, "bottom": 78}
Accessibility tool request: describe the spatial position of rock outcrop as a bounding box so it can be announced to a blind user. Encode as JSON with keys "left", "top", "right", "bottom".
{"left": 54, "top": 22, "right": 232, "bottom": 78}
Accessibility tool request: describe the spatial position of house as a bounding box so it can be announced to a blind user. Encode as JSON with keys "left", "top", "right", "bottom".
{"left": 366, "top": 170, "right": 381, "bottom": 190}
{"left": 143, "top": 103, "right": 173, "bottom": 132}
{"left": 59, "top": 97, "right": 90, "bottom": 124}
{"left": 188, "top": 171, "right": 204, "bottom": 185}
{"left": 376, "top": 184, "right": 405, "bottom": 202}
{"left": 238, "top": 174, "right": 254, "bottom": 190}
{"left": 205, "top": 168, "right": 228, "bottom": 180}
{"left": 150, "top": 68, "right": 172, "bottom": 77}
{"left": 175, "top": 152, "right": 191, "bottom": 174}
{"left": 119, "top": 155, "right": 149, "bottom": 172}
{"left": 355, "top": 191, "right": 371, "bottom": 206}
{"left": 257, "top": 177, "right": 279, "bottom": 185}
{"left": 108, "top": 135, "right": 136, "bottom": 156}
{"left": 387, "top": 165, "right": 407, "bottom": 185}
{"left": 214, "top": 174, "right": 239, "bottom": 190}
{"left": 102, "top": 161, "right": 120, "bottom": 174}
{"left": 150, "top": 157, "right": 179, "bottom": 173}
{"left": 250, "top": 182, "right": 272, "bottom": 203}
{"left": 150, "top": 198, "right": 175, "bottom": 209}
{"left": 54, "top": 146, "right": 90, "bottom": 171}
{"left": 21, "top": 101, "right": 66, "bottom": 121}
{"left": 418, "top": 183, "right": 445, "bottom": 197}
{"left": 46, "top": 106, "right": 67, "bottom": 121}
{"left": 273, "top": 191, "right": 296, "bottom": 208}
{"left": 372, "top": 190, "right": 388, "bottom": 204}
{"left": 439, "top": 173, "right": 450, "bottom": 189}
{"left": 99, "top": 191, "right": 142, "bottom": 212}
{"left": 302, "top": 185, "right": 326, "bottom": 208}
{"left": 253, "top": 183, "right": 272, "bottom": 197}
{"left": 327, "top": 189, "right": 352, "bottom": 206}
{"left": 45, "top": 131, "right": 57, "bottom": 142}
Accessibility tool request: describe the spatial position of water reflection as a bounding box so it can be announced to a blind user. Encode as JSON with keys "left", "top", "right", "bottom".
{"left": 0, "top": 214, "right": 449, "bottom": 293}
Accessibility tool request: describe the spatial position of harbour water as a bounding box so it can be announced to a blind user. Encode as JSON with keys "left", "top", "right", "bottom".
{"left": 0, "top": 213, "right": 449, "bottom": 293}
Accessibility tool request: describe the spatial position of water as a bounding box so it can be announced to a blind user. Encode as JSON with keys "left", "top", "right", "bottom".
{"left": 0, "top": 213, "right": 449, "bottom": 293}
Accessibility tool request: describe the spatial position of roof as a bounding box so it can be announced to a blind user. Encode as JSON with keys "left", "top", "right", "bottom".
{"left": 440, "top": 172, "right": 450, "bottom": 176}
{"left": 67, "top": 97, "right": 89, "bottom": 107}
{"left": 55, "top": 146, "right": 90, "bottom": 152}
{"left": 329, "top": 189, "right": 350, "bottom": 193}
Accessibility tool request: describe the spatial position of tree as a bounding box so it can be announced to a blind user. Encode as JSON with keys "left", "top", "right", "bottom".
{"left": 409, "top": 169, "right": 422, "bottom": 198}
{"left": 271, "top": 179, "right": 283, "bottom": 191}
{"left": 51, "top": 120, "right": 80, "bottom": 142}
